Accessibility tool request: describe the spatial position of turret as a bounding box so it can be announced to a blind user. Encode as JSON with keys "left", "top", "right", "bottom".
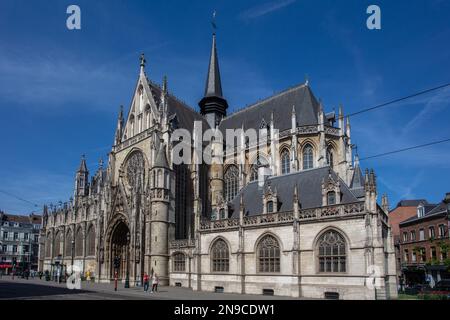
{"left": 150, "top": 141, "right": 170, "bottom": 285}
{"left": 74, "top": 154, "right": 89, "bottom": 199}
{"left": 199, "top": 33, "right": 228, "bottom": 128}
{"left": 114, "top": 105, "right": 124, "bottom": 146}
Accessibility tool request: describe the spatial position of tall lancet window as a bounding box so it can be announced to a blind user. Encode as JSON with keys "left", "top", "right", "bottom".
{"left": 224, "top": 165, "right": 239, "bottom": 202}
{"left": 145, "top": 105, "right": 151, "bottom": 129}
{"left": 303, "top": 144, "right": 314, "bottom": 170}
{"left": 326, "top": 147, "right": 334, "bottom": 168}
{"left": 138, "top": 85, "right": 144, "bottom": 113}
{"left": 281, "top": 149, "right": 290, "bottom": 175}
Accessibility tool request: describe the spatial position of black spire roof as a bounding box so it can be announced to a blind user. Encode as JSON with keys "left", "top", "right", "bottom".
{"left": 204, "top": 33, "right": 223, "bottom": 98}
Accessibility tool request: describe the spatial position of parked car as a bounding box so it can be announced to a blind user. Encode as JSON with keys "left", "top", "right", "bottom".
{"left": 431, "top": 279, "right": 450, "bottom": 293}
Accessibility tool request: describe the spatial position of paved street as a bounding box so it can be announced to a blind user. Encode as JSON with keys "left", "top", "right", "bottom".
{"left": 0, "top": 277, "right": 300, "bottom": 300}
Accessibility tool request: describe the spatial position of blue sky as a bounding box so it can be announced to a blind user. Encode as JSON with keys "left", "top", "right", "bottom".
{"left": 0, "top": 0, "right": 449, "bottom": 214}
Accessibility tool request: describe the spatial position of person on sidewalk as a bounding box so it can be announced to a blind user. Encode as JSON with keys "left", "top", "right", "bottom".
{"left": 151, "top": 273, "right": 159, "bottom": 293}
{"left": 143, "top": 272, "right": 149, "bottom": 292}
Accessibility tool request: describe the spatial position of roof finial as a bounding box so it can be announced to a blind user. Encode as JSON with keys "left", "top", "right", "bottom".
{"left": 304, "top": 74, "right": 309, "bottom": 86}
{"left": 140, "top": 53, "right": 146, "bottom": 71}
{"left": 211, "top": 10, "right": 217, "bottom": 34}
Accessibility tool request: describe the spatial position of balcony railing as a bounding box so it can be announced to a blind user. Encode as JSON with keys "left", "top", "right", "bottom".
{"left": 200, "top": 201, "right": 365, "bottom": 231}
{"left": 169, "top": 238, "right": 196, "bottom": 249}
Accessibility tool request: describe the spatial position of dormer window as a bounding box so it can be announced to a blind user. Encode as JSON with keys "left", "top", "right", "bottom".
{"left": 327, "top": 191, "right": 336, "bottom": 205}
{"left": 417, "top": 205, "right": 425, "bottom": 218}
{"left": 267, "top": 201, "right": 274, "bottom": 213}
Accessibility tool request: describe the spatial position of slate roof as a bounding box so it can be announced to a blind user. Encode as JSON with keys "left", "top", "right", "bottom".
{"left": 154, "top": 143, "right": 169, "bottom": 168}
{"left": 219, "top": 83, "right": 320, "bottom": 132}
{"left": 0, "top": 213, "right": 41, "bottom": 224}
{"left": 395, "top": 199, "right": 428, "bottom": 208}
{"left": 399, "top": 202, "right": 446, "bottom": 225}
{"left": 229, "top": 166, "right": 359, "bottom": 218}
{"left": 148, "top": 81, "right": 210, "bottom": 132}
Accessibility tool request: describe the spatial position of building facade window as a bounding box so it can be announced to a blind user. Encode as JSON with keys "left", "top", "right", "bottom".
{"left": 250, "top": 165, "right": 258, "bottom": 182}
{"left": 411, "top": 231, "right": 416, "bottom": 241}
{"left": 404, "top": 249, "right": 409, "bottom": 263}
{"left": 86, "top": 226, "right": 96, "bottom": 256}
{"left": 412, "top": 251, "right": 417, "bottom": 262}
{"left": 65, "top": 230, "right": 72, "bottom": 257}
{"left": 429, "top": 226, "right": 435, "bottom": 239}
{"left": 267, "top": 201, "right": 274, "bottom": 213}
{"left": 431, "top": 247, "right": 437, "bottom": 260}
{"left": 327, "top": 191, "right": 336, "bottom": 205}
{"left": 403, "top": 232, "right": 408, "bottom": 242}
{"left": 224, "top": 165, "right": 239, "bottom": 202}
{"left": 3, "top": 232, "right": 8, "bottom": 240}
{"left": 75, "top": 227, "right": 83, "bottom": 257}
{"left": 438, "top": 224, "right": 445, "bottom": 238}
{"left": 281, "top": 150, "right": 290, "bottom": 175}
{"left": 318, "top": 230, "right": 346, "bottom": 273}
{"left": 13, "top": 232, "right": 18, "bottom": 240}
{"left": 173, "top": 253, "right": 186, "bottom": 272}
{"left": 326, "top": 147, "right": 334, "bottom": 168}
{"left": 258, "top": 235, "right": 280, "bottom": 273}
{"left": 302, "top": 144, "right": 314, "bottom": 170}
{"left": 419, "top": 229, "right": 425, "bottom": 241}
{"left": 211, "top": 239, "right": 229, "bottom": 272}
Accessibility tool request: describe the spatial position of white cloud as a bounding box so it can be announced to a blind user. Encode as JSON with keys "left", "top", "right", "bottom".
{"left": 239, "top": 0, "right": 296, "bottom": 21}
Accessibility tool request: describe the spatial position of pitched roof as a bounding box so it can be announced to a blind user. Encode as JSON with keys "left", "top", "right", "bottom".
{"left": 1, "top": 213, "right": 42, "bottom": 224}
{"left": 148, "top": 81, "right": 210, "bottom": 132}
{"left": 154, "top": 143, "right": 169, "bottom": 168}
{"left": 219, "top": 83, "right": 320, "bottom": 132}
{"left": 399, "top": 202, "right": 446, "bottom": 225}
{"left": 229, "top": 166, "right": 359, "bottom": 218}
{"left": 395, "top": 199, "right": 428, "bottom": 208}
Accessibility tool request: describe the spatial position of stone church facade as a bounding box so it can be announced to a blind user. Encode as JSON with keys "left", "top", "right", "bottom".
{"left": 38, "top": 33, "right": 398, "bottom": 299}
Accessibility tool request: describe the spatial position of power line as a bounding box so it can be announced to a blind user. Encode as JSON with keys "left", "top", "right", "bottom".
{"left": 348, "top": 83, "right": 450, "bottom": 118}
{"left": 0, "top": 189, "right": 41, "bottom": 208}
{"left": 359, "top": 138, "right": 450, "bottom": 161}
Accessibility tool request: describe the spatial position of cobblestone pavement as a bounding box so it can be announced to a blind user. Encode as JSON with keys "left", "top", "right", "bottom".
{"left": 0, "top": 276, "right": 301, "bottom": 300}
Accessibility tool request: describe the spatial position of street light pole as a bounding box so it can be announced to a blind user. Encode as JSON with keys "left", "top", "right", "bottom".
{"left": 71, "top": 239, "right": 75, "bottom": 274}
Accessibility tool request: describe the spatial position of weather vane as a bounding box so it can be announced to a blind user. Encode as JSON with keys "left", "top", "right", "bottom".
{"left": 211, "top": 10, "right": 217, "bottom": 32}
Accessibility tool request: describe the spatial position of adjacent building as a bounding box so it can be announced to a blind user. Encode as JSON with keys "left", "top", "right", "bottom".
{"left": 389, "top": 200, "right": 429, "bottom": 280}
{"left": 38, "top": 32, "right": 397, "bottom": 299}
{"left": 398, "top": 193, "right": 450, "bottom": 286}
{"left": 0, "top": 211, "right": 41, "bottom": 274}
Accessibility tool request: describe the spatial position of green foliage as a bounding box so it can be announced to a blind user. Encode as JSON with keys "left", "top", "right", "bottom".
{"left": 418, "top": 293, "right": 449, "bottom": 300}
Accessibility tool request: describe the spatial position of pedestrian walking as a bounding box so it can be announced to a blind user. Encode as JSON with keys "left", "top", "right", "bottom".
{"left": 143, "top": 272, "right": 149, "bottom": 292}
{"left": 151, "top": 273, "right": 159, "bottom": 293}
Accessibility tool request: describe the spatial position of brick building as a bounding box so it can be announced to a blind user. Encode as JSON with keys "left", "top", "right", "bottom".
{"left": 389, "top": 200, "right": 429, "bottom": 280}
{"left": 398, "top": 193, "right": 450, "bottom": 286}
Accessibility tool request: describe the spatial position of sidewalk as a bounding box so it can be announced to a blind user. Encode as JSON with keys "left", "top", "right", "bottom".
{"left": 0, "top": 276, "right": 300, "bottom": 300}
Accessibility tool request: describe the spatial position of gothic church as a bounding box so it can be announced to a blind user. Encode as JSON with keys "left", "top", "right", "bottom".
{"left": 39, "top": 32, "right": 398, "bottom": 299}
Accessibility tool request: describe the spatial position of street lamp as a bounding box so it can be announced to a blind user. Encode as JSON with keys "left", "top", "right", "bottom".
{"left": 125, "top": 232, "right": 130, "bottom": 288}
{"left": 71, "top": 239, "right": 75, "bottom": 274}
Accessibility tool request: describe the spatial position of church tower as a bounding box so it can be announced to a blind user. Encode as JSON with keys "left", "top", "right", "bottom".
{"left": 150, "top": 142, "right": 171, "bottom": 285}
{"left": 199, "top": 33, "right": 228, "bottom": 128}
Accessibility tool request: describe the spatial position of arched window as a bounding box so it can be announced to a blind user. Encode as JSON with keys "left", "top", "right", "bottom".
{"left": 267, "top": 201, "right": 274, "bottom": 213}
{"left": 53, "top": 231, "right": 63, "bottom": 257}
{"left": 45, "top": 233, "right": 52, "bottom": 258}
{"left": 281, "top": 149, "right": 290, "bottom": 174}
{"left": 219, "top": 208, "right": 225, "bottom": 220}
{"left": 211, "top": 239, "right": 229, "bottom": 272}
{"left": 303, "top": 144, "right": 314, "bottom": 170}
{"left": 86, "top": 225, "right": 96, "bottom": 256}
{"left": 258, "top": 235, "right": 280, "bottom": 273}
{"left": 75, "top": 227, "right": 83, "bottom": 257}
{"left": 130, "top": 115, "right": 135, "bottom": 136}
{"left": 173, "top": 253, "right": 186, "bottom": 272}
{"left": 224, "top": 165, "right": 239, "bottom": 202}
{"left": 250, "top": 165, "right": 258, "bottom": 182}
{"left": 65, "top": 230, "right": 72, "bottom": 257}
{"left": 326, "top": 147, "right": 334, "bottom": 168}
{"left": 317, "top": 230, "right": 346, "bottom": 273}
{"left": 327, "top": 191, "right": 336, "bottom": 205}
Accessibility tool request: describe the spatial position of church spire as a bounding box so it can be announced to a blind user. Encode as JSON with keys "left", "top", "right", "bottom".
{"left": 205, "top": 33, "right": 223, "bottom": 98}
{"left": 199, "top": 30, "right": 228, "bottom": 128}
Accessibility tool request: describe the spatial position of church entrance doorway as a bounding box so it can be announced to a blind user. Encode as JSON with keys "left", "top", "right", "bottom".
{"left": 110, "top": 221, "right": 130, "bottom": 280}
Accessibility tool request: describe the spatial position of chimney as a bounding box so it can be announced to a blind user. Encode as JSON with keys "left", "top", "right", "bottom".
{"left": 444, "top": 192, "right": 450, "bottom": 204}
